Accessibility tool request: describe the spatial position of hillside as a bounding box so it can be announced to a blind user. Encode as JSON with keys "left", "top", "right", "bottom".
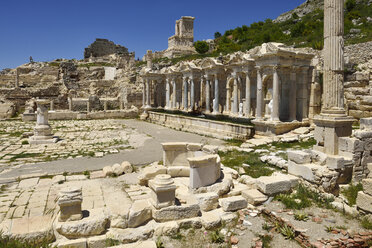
{"left": 211, "top": 0, "right": 372, "bottom": 53}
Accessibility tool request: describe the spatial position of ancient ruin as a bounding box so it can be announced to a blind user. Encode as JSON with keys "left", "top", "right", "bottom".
{"left": 0, "top": 1, "right": 372, "bottom": 248}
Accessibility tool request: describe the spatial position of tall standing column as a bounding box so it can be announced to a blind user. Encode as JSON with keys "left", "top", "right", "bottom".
{"left": 172, "top": 79, "right": 176, "bottom": 109}
{"left": 226, "top": 85, "right": 231, "bottom": 114}
{"left": 232, "top": 74, "right": 238, "bottom": 114}
{"left": 289, "top": 68, "right": 297, "bottom": 121}
{"left": 200, "top": 77, "right": 204, "bottom": 108}
{"left": 205, "top": 77, "right": 211, "bottom": 113}
{"left": 182, "top": 77, "right": 188, "bottom": 110}
{"left": 302, "top": 67, "right": 309, "bottom": 119}
{"left": 190, "top": 77, "right": 195, "bottom": 111}
{"left": 146, "top": 78, "right": 151, "bottom": 108}
{"left": 322, "top": 0, "right": 346, "bottom": 115}
{"left": 271, "top": 66, "right": 280, "bottom": 121}
{"left": 165, "top": 78, "right": 170, "bottom": 109}
{"left": 256, "top": 67, "right": 263, "bottom": 120}
{"left": 245, "top": 71, "right": 251, "bottom": 117}
{"left": 213, "top": 74, "right": 219, "bottom": 114}
{"left": 142, "top": 80, "right": 146, "bottom": 108}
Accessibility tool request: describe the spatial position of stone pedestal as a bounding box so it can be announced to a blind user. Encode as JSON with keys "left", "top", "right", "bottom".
{"left": 58, "top": 187, "right": 83, "bottom": 222}
{"left": 29, "top": 99, "right": 58, "bottom": 144}
{"left": 149, "top": 174, "right": 176, "bottom": 209}
{"left": 313, "top": 115, "right": 354, "bottom": 155}
{"left": 188, "top": 154, "right": 221, "bottom": 189}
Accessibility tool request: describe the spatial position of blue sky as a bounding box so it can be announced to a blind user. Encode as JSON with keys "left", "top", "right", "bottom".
{"left": 0, "top": 0, "right": 304, "bottom": 70}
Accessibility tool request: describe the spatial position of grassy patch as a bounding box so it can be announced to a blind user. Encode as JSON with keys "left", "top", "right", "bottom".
{"left": 294, "top": 212, "right": 309, "bottom": 221}
{"left": 275, "top": 184, "right": 334, "bottom": 210}
{"left": 224, "top": 138, "right": 244, "bottom": 147}
{"left": 341, "top": 183, "right": 363, "bottom": 205}
{"left": 209, "top": 229, "right": 224, "bottom": 243}
{"left": 361, "top": 217, "right": 372, "bottom": 230}
{"left": 218, "top": 150, "right": 274, "bottom": 178}
{"left": 255, "top": 138, "right": 316, "bottom": 151}
{"left": 0, "top": 233, "right": 53, "bottom": 248}
{"left": 9, "top": 153, "right": 42, "bottom": 162}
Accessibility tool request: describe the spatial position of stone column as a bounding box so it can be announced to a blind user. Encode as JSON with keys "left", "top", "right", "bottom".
{"left": 226, "top": 84, "right": 231, "bottom": 114}
{"left": 289, "top": 67, "right": 297, "bottom": 121}
{"left": 29, "top": 99, "right": 56, "bottom": 144}
{"left": 200, "top": 77, "right": 204, "bottom": 108}
{"left": 205, "top": 77, "right": 211, "bottom": 113}
{"left": 313, "top": 0, "right": 354, "bottom": 155}
{"left": 256, "top": 67, "right": 263, "bottom": 120}
{"left": 232, "top": 74, "right": 238, "bottom": 114}
{"left": 145, "top": 78, "right": 151, "bottom": 108}
{"left": 190, "top": 77, "right": 195, "bottom": 111}
{"left": 142, "top": 81, "right": 146, "bottom": 108}
{"left": 213, "top": 73, "right": 219, "bottom": 114}
{"left": 87, "top": 101, "right": 91, "bottom": 112}
{"left": 68, "top": 97, "right": 73, "bottom": 111}
{"left": 58, "top": 187, "right": 83, "bottom": 222}
{"left": 50, "top": 100, "right": 54, "bottom": 111}
{"left": 103, "top": 101, "right": 108, "bottom": 111}
{"left": 165, "top": 78, "right": 170, "bottom": 109}
{"left": 182, "top": 77, "right": 188, "bottom": 110}
{"left": 172, "top": 79, "right": 176, "bottom": 109}
{"left": 15, "top": 68, "right": 19, "bottom": 88}
{"left": 271, "top": 66, "right": 280, "bottom": 122}
{"left": 301, "top": 67, "right": 309, "bottom": 119}
{"left": 322, "top": 0, "right": 346, "bottom": 115}
{"left": 245, "top": 71, "right": 251, "bottom": 117}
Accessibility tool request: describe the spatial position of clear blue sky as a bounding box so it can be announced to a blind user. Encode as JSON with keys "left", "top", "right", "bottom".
{"left": 0, "top": 0, "right": 304, "bottom": 70}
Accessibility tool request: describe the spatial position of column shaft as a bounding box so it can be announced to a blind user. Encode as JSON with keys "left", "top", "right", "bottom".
{"left": 233, "top": 76, "right": 238, "bottom": 114}
{"left": 172, "top": 80, "right": 176, "bottom": 109}
{"left": 272, "top": 67, "right": 280, "bottom": 121}
{"left": 190, "top": 78, "right": 195, "bottom": 111}
{"left": 183, "top": 77, "right": 188, "bottom": 110}
{"left": 256, "top": 68, "right": 263, "bottom": 119}
{"left": 213, "top": 74, "right": 219, "bottom": 113}
{"left": 165, "top": 79, "right": 170, "bottom": 109}
{"left": 289, "top": 70, "right": 297, "bottom": 121}
{"left": 206, "top": 79, "right": 210, "bottom": 112}
{"left": 245, "top": 73, "right": 251, "bottom": 116}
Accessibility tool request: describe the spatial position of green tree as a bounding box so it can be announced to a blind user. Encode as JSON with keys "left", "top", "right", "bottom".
{"left": 346, "top": 0, "right": 356, "bottom": 12}
{"left": 214, "top": 32, "right": 222, "bottom": 39}
{"left": 194, "top": 41, "right": 209, "bottom": 54}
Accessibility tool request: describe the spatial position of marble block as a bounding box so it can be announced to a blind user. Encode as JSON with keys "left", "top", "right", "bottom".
{"left": 149, "top": 174, "right": 177, "bottom": 209}
{"left": 188, "top": 154, "right": 221, "bottom": 189}
{"left": 58, "top": 187, "right": 83, "bottom": 222}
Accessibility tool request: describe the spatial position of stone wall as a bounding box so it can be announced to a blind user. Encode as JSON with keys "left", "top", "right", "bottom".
{"left": 84, "top": 39, "right": 129, "bottom": 59}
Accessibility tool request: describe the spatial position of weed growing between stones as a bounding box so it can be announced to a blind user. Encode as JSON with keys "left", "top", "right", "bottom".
{"left": 105, "top": 238, "right": 120, "bottom": 246}
{"left": 341, "top": 182, "right": 363, "bottom": 205}
{"left": 156, "top": 237, "right": 165, "bottom": 248}
{"left": 0, "top": 232, "right": 54, "bottom": 248}
{"left": 278, "top": 224, "right": 295, "bottom": 240}
{"left": 361, "top": 217, "right": 372, "bottom": 230}
{"left": 209, "top": 229, "right": 225, "bottom": 243}
{"left": 294, "top": 212, "right": 309, "bottom": 221}
{"left": 218, "top": 150, "right": 275, "bottom": 178}
{"left": 275, "top": 184, "right": 334, "bottom": 210}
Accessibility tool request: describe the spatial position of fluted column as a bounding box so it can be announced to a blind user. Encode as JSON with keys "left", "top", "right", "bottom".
{"left": 182, "top": 77, "right": 188, "bottom": 110}
{"left": 213, "top": 74, "right": 219, "bottom": 114}
{"left": 302, "top": 67, "right": 309, "bottom": 119}
{"left": 322, "top": 0, "right": 346, "bottom": 115}
{"left": 190, "top": 77, "right": 195, "bottom": 111}
{"left": 165, "top": 78, "right": 170, "bottom": 109}
{"left": 145, "top": 78, "right": 151, "bottom": 108}
{"left": 142, "top": 80, "right": 146, "bottom": 108}
{"left": 245, "top": 71, "right": 251, "bottom": 117}
{"left": 232, "top": 74, "right": 238, "bottom": 114}
{"left": 289, "top": 68, "right": 297, "bottom": 121}
{"left": 256, "top": 67, "right": 263, "bottom": 120}
{"left": 205, "top": 77, "right": 211, "bottom": 113}
{"left": 226, "top": 84, "right": 231, "bottom": 114}
{"left": 271, "top": 66, "right": 280, "bottom": 121}
{"left": 172, "top": 79, "right": 176, "bottom": 109}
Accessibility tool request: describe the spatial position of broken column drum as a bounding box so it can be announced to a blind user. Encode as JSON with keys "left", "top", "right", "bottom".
{"left": 58, "top": 187, "right": 83, "bottom": 222}
{"left": 149, "top": 174, "right": 177, "bottom": 209}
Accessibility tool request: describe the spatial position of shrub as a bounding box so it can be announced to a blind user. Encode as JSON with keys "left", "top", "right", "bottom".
{"left": 346, "top": 0, "right": 356, "bottom": 12}
{"left": 194, "top": 41, "right": 209, "bottom": 54}
{"left": 341, "top": 183, "right": 363, "bottom": 205}
{"left": 214, "top": 32, "right": 222, "bottom": 39}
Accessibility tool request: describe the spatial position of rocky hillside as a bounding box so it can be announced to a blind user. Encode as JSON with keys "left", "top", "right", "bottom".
{"left": 274, "top": 0, "right": 324, "bottom": 23}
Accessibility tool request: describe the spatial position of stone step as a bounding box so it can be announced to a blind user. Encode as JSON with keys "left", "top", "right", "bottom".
{"left": 288, "top": 161, "right": 326, "bottom": 183}
{"left": 256, "top": 172, "right": 298, "bottom": 195}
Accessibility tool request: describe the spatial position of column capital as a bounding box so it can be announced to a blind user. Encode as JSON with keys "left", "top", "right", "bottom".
{"left": 272, "top": 65, "right": 279, "bottom": 72}
{"left": 300, "top": 66, "right": 309, "bottom": 73}
{"left": 255, "top": 66, "right": 262, "bottom": 72}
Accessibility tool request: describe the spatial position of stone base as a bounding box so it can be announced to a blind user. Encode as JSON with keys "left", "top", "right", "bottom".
{"left": 313, "top": 114, "right": 355, "bottom": 155}
{"left": 252, "top": 119, "right": 309, "bottom": 136}
{"left": 29, "top": 136, "right": 58, "bottom": 145}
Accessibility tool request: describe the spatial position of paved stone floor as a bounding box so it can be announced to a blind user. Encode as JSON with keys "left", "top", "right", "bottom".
{"left": 0, "top": 119, "right": 224, "bottom": 183}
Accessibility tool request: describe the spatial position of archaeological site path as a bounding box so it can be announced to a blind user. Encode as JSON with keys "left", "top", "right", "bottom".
{"left": 0, "top": 119, "right": 224, "bottom": 184}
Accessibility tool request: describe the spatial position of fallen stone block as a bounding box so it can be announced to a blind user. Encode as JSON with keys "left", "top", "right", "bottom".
{"left": 362, "top": 178, "right": 372, "bottom": 196}
{"left": 288, "top": 161, "right": 324, "bottom": 183}
{"left": 326, "top": 155, "right": 344, "bottom": 170}
{"left": 128, "top": 200, "right": 152, "bottom": 228}
{"left": 201, "top": 210, "right": 221, "bottom": 229}
{"left": 194, "top": 192, "right": 219, "bottom": 211}
{"left": 58, "top": 238, "right": 87, "bottom": 248}
{"left": 356, "top": 191, "right": 372, "bottom": 213}
{"left": 55, "top": 208, "right": 109, "bottom": 238}
{"left": 106, "top": 221, "right": 157, "bottom": 244}
{"left": 153, "top": 204, "right": 200, "bottom": 222}
{"left": 256, "top": 173, "right": 298, "bottom": 195}
{"left": 219, "top": 196, "right": 247, "bottom": 212}
{"left": 87, "top": 235, "right": 106, "bottom": 248}
{"left": 112, "top": 163, "right": 125, "bottom": 176}
{"left": 110, "top": 241, "right": 157, "bottom": 248}
{"left": 177, "top": 217, "right": 202, "bottom": 229}
{"left": 287, "top": 150, "right": 311, "bottom": 164}
{"left": 154, "top": 221, "right": 179, "bottom": 236}
{"left": 241, "top": 189, "right": 268, "bottom": 206}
